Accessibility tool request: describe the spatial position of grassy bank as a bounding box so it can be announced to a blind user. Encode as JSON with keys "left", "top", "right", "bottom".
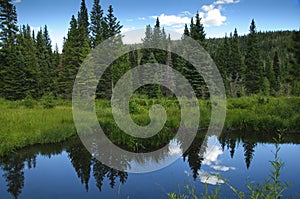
{"left": 0, "top": 99, "right": 75, "bottom": 156}
{"left": 1, "top": 96, "right": 300, "bottom": 156}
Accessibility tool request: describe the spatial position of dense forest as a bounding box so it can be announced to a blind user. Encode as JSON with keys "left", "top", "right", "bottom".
{"left": 0, "top": 0, "right": 299, "bottom": 101}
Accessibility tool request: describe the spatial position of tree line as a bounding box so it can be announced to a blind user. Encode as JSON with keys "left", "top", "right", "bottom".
{"left": 0, "top": 0, "right": 299, "bottom": 100}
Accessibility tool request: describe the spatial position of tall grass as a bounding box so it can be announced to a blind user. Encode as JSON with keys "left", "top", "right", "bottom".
{"left": 0, "top": 101, "right": 75, "bottom": 156}
{"left": 1, "top": 96, "right": 300, "bottom": 156}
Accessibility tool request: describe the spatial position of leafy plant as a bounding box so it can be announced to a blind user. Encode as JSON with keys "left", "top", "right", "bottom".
{"left": 41, "top": 93, "right": 55, "bottom": 109}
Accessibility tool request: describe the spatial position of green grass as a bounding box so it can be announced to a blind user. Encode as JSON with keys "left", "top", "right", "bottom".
{"left": 0, "top": 100, "right": 75, "bottom": 156}
{"left": 0, "top": 96, "right": 300, "bottom": 156}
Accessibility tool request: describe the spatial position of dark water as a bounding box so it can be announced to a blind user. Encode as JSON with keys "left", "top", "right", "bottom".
{"left": 1, "top": 132, "right": 300, "bottom": 199}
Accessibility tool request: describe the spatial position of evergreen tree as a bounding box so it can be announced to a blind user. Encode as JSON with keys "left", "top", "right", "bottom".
{"left": 77, "top": 0, "right": 89, "bottom": 37}
{"left": 96, "top": 5, "right": 123, "bottom": 99}
{"left": 289, "top": 29, "right": 300, "bottom": 95}
{"left": 36, "top": 28, "right": 50, "bottom": 95}
{"left": 17, "top": 25, "right": 41, "bottom": 98}
{"left": 58, "top": 16, "right": 81, "bottom": 99}
{"left": 273, "top": 51, "right": 281, "bottom": 91}
{"left": 0, "top": 0, "right": 18, "bottom": 46}
{"left": 182, "top": 13, "right": 207, "bottom": 98}
{"left": 230, "top": 29, "right": 244, "bottom": 80}
{"left": 90, "top": 0, "right": 104, "bottom": 48}
{"left": 245, "top": 19, "right": 263, "bottom": 94}
{"left": 0, "top": 0, "right": 19, "bottom": 98}
{"left": 77, "top": 0, "right": 90, "bottom": 61}
{"left": 265, "top": 56, "right": 276, "bottom": 95}
{"left": 228, "top": 29, "right": 244, "bottom": 97}
{"left": 103, "top": 5, "right": 122, "bottom": 39}
{"left": 192, "top": 11, "right": 206, "bottom": 44}
{"left": 183, "top": 24, "right": 190, "bottom": 38}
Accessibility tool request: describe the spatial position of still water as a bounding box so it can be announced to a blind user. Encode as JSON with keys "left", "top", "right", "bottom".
{"left": 1, "top": 132, "right": 300, "bottom": 199}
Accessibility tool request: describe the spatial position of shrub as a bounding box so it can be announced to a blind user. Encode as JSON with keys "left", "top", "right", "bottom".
{"left": 41, "top": 93, "right": 55, "bottom": 109}
{"left": 22, "top": 96, "right": 36, "bottom": 108}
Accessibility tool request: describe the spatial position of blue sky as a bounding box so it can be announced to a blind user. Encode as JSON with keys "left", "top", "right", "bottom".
{"left": 14, "top": 0, "right": 300, "bottom": 51}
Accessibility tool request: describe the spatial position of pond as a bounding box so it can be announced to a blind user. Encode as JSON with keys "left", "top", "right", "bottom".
{"left": 1, "top": 131, "right": 300, "bottom": 199}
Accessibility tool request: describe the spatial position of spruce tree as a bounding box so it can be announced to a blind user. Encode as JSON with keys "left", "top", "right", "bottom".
{"left": 96, "top": 5, "right": 123, "bottom": 99}
{"left": 17, "top": 25, "right": 41, "bottom": 98}
{"left": 290, "top": 29, "right": 300, "bottom": 95}
{"left": 103, "top": 5, "right": 122, "bottom": 39}
{"left": 77, "top": 0, "right": 89, "bottom": 37}
{"left": 265, "top": 56, "right": 276, "bottom": 95}
{"left": 193, "top": 11, "right": 206, "bottom": 44}
{"left": 36, "top": 29, "right": 50, "bottom": 95}
{"left": 0, "top": 0, "right": 19, "bottom": 98}
{"left": 273, "top": 51, "right": 281, "bottom": 91}
{"left": 0, "top": 0, "right": 18, "bottom": 46}
{"left": 90, "top": 0, "right": 104, "bottom": 48}
{"left": 59, "top": 16, "right": 80, "bottom": 99}
{"left": 183, "top": 24, "right": 190, "bottom": 38}
{"left": 230, "top": 29, "right": 243, "bottom": 80}
{"left": 228, "top": 29, "right": 244, "bottom": 97}
{"left": 244, "top": 19, "right": 263, "bottom": 94}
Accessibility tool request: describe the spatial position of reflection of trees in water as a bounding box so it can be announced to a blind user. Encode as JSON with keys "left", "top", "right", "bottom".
{"left": 0, "top": 138, "right": 128, "bottom": 198}
{"left": 67, "top": 142, "right": 92, "bottom": 191}
{"left": 219, "top": 132, "right": 257, "bottom": 169}
{"left": 67, "top": 141, "right": 128, "bottom": 192}
{"left": 1, "top": 156, "right": 26, "bottom": 199}
{"left": 92, "top": 159, "right": 128, "bottom": 191}
{"left": 217, "top": 131, "right": 300, "bottom": 169}
{"left": 2, "top": 131, "right": 299, "bottom": 198}
{"left": 182, "top": 132, "right": 206, "bottom": 180}
{"left": 243, "top": 141, "right": 256, "bottom": 169}
{"left": 0, "top": 142, "right": 67, "bottom": 199}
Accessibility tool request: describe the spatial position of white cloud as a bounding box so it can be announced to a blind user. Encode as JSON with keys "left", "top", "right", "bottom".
{"left": 202, "top": 145, "right": 223, "bottom": 166}
{"left": 30, "top": 26, "right": 42, "bottom": 33}
{"left": 211, "top": 165, "right": 236, "bottom": 172}
{"left": 202, "top": 8, "right": 226, "bottom": 27}
{"left": 14, "top": 0, "right": 21, "bottom": 3}
{"left": 138, "top": 17, "right": 146, "bottom": 21}
{"left": 199, "top": 172, "right": 225, "bottom": 185}
{"left": 202, "top": 4, "right": 215, "bottom": 12}
{"left": 179, "top": 11, "right": 193, "bottom": 17}
{"left": 151, "top": 14, "right": 190, "bottom": 26}
{"left": 214, "top": 0, "right": 240, "bottom": 5}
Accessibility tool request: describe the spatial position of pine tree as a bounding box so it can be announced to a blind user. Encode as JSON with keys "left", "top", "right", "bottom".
{"left": 0, "top": 0, "right": 18, "bottom": 46}
{"left": 265, "top": 56, "right": 276, "bottom": 95}
{"left": 36, "top": 28, "right": 50, "bottom": 95}
{"left": 0, "top": 0, "right": 19, "bottom": 99}
{"left": 183, "top": 24, "right": 190, "bottom": 38}
{"left": 193, "top": 11, "right": 206, "bottom": 44}
{"left": 273, "top": 51, "right": 281, "bottom": 91}
{"left": 77, "top": 0, "right": 89, "bottom": 37}
{"left": 103, "top": 5, "right": 122, "bottom": 39}
{"left": 58, "top": 16, "right": 81, "bottom": 99}
{"left": 230, "top": 29, "right": 243, "bottom": 80}
{"left": 152, "top": 18, "right": 167, "bottom": 64}
{"left": 96, "top": 5, "right": 123, "bottom": 99}
{"left": 90, "top": 0, "right": 104, "bottom": 48}
{"left": 290, "top": 29, "right": 300, "bottom": 95}
{"left": 228, "top": 29, "right": 244, "bottom": 97}
{"left": 245, "top": 19, "right": 263, "bottom": 94}
{"left": 183, "top": 13, "right": 207, "bottom": 98}
{"left": 17, "top": 25, "right": 41, "bottom": 98}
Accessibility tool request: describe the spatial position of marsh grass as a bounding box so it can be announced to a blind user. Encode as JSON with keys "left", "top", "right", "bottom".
{"left": 0, "top": 102, "right": 75, "bottom": 156}
{"left": 1, "top": 96, "right": 300, "bottom": 156}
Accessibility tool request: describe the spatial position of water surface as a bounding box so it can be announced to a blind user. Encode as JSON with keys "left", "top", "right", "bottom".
{"left": 1, "top": 132, "right": 300, "bottom": 198}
